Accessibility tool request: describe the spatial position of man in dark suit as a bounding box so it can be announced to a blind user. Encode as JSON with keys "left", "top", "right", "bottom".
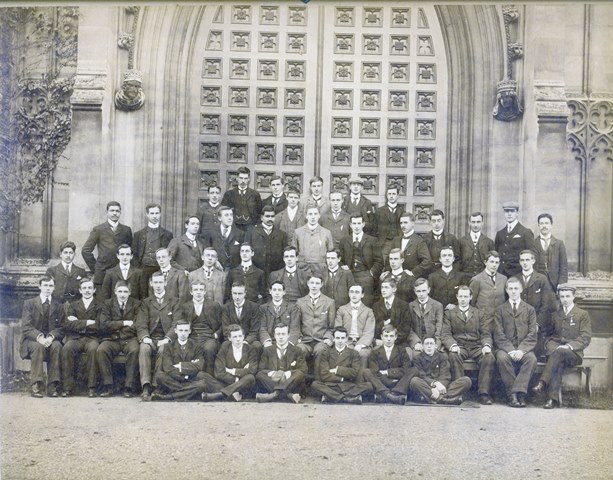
{"left": 458, "top": 212, "right": 495, "bottom": 278}
{"left": 534, "top": 213, "right": 568, "bottom": 292}
{"left": 319, "top": 191, "right": 351, "bottom": 249}
{"left": 45, "top": 241, "right": 87, "bottom": 304}
{"left": 322, "top": 249, "right": 355, "bottom": 308}
{"left": 181, "top": 281, "right": 222, "bottom": 375}
{"left": 200, "top": 324, "right": 258, "bottom": 402}
{"left": 20, "top": 276, "right": 65, "bottom": 397}
{"left": 224, "top": 243, "right": 267, "bottom": 304}
{"left": 275, "top": 188, "right": 307, "bottom": 246}
{"left": 268, "top": 246, "right": 310, "bottom": 304}
{"left": 136, "top": 272, "right": 184, "bottom": 400}
{"left": 374, "top": 184, "right": 404, "bottom": 257}
{"left": 387, "top": 212, "right": 432, "bottom": 277}
{"left": 493, "top": 277, "right": 538, "bottom": 407}
{"left": 442, "top": 285, "right": 495, "bottom": 405}
{"left": 381, "top": 248, "right": 417, "bottom": 303}
{"left": 150, "top": 321, "right": 207, "bottom": 401}
{"left": 220, "top": 166, "right": 263, "bottom": 232}
{"left": 131, "top": 203, "right": 173, "bottom": 286}
{"left": 342, "top": 177, "right": 376, "bottom": 235}
{"left": 428, "top": 246, "right": 469, "bottom": 310}
{"left": 101, "top": 244, "right": 145, "bottom": 300}
{"left": 198, "top": 184, "right": 222, "bottom": 234}
{"left": 220, "top": 282, "right": 262, "bottom": 358}
{"left": 96, "top": 280, "right": 141, "bottom": 398}
{"left": 256, "top": 324, "right": 307, "bottom": 403}
{"left": 372, "top": 277, "right": 412, "bottom": 347}
{"left": 202, "top": 206, "right": 244, "bottom": 271}
{"left": 422, "top": 209, "right": 460, "bottom": 274}
{"left": 149, "top": 247, "right": 190, "bottom": 303}
{"left": 310, "top": 326, "right": 373, "bottom": 404}
{"left": 244, "top": 206, "right": 287, "bottom": 280}
{"left": 81, "top": 200, "right": 133, "bottom": 295}
{"left": 167, "top": 215, "right": 204, "bottom": 273}
{"left": 408, "top": 278, "right": 444, "bottom": 355}
{"left": 494, "top": 201, "right": 535, "bottom": 278}
{"left": 533, "top": 284, "right": 592, "bottom": 409}
{"left": 339, "top": 214, "right": 382, "bottom": 307}
{"left": 258, "top": 281, "right": 301, "bottom": 348}
{"left": 61, "top": 278, "right": 102, "bottom": 397}
{"left": 261, "top": 175, "right": 288, "bottom": 214}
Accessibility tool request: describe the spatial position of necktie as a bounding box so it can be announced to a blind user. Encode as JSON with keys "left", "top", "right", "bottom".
{"left": 120, "top": 302, "right": 125, "bottom": 315}
{"left": 542, "top": 237, "right": 550, "bottom": 251}
{"left": 508, "top": 226, "right": 512, "bottom": 234}
{"left": 434, "top": 235, "right": 440, "bottom": 241}
{"left": 192, "top": 239, "right": 197, "bottom": 248}
{"left": 157, "top": 297, "right": 164, "bottom": 305}
{"left": 489, "top": 274, "right": 496, "bottom": 284}
{"left": 333, "top": 213, "right": 338, "bottom": 220}
{"left": 163, "top": 271, "right": 168, "bottom": 283}
{"left": 122, "top": 268, "right": 128, "bottom": 280}
{"left": 287, "top": 272, "right": 294, "bottom": 281}
{"left": 353, "top": 238, "right": 360, "bottom": 249}
{"left": 353, "top": 198, "right": 358, "bottom": 206}
{"left": 43, "top": 298, "right": 50, "bottom": 317}
{"left": 272, "top": 197, "right": 277, "bottom": 206}
{"left": 278, "top": 348, "right": 286, "bottom": 358}
{"left": 243, "top": 265, "right": 249, "bottom": 273}
{"left": 512, "top": 303, "right": 517, "bottom": 315}
{"left": 523, "top": 275, "right": 531, "bottom": 285}
{"left": 65, "top": 264, "right": 70, "bottom": 274}
{"left": 385, "top": 301, "right": 391, "bottom": 311}
{"left": 461, "top": 309, "right": 467, "bottom": 321}
{"left": 111, "top": 224, "right": 117, "bottom": 233}
{"left": 236, "top": 306, "right": 242, "bottom": 318}
{"left": 419, "top": 302, "right": 425, "bottom": 317}
{"left": 205, "top": 269, "right": 211, "bottom": 279}
{"left": 274, "top": 305, "right": 280, "bottom": 315}
{"left": 311, "top": 296, "right": 317, "bottom": 306}
{"left": 222, "top": 226, "right": 229, "bottom": 238}
{"left": 329, "top": 270, "right": 336, "bottom": 278}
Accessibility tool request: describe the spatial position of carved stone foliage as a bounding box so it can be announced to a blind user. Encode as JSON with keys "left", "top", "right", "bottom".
{"left": 567, "top": 97, "right": 613, "bottom": 164}
{"left": 414, "top": 176, "right": 434, "bottom": 196}
{"left": 199, "top": 170, "right": 220, "bottom": 191}
{"left": 283, "top": 144, "right": 304, "bottom": 165}
{"left": 359, "top": 146, "right": 379, "bottom": 167}
{"left": 283, "top": 173, "right": 303, "bottom": 192}
{"left": 494, "top": 5, "right": 523, "bottom": 121}
{"left": 387, "top": 147, "right": 407, "bottom": 168}
{"left": 255, "top": 144, "right": 276, "bottom": 164}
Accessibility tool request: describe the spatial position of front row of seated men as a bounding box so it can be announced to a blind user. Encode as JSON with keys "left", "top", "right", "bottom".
{"left": 20, "top": 271, "right": 591, "bottom": 409}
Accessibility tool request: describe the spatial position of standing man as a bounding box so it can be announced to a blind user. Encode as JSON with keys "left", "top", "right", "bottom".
{"left": 46, "top": 241, "right": 87, "bottom": 304}
{"left": 224, "top": 243, "right": 267, "bottom": 304}
{"left": 261, "top": 175, "right": 288, "bottom": 214}
{"left": 342, "top": 177, "right": 376, "bottom": 235}
{"left": 319, "top": 190, "right": 351, "bottom": 249}
{"left": 493, "top": 277, "right": 537, "bottom": 408}
{"left": 469, "top": 250, "right": 507, "bottom": 322}
{"left": 151, "top": 247, "right": 190, "bottom": 303}
{"left": 372, "top": 277, "right": 412, "bottom": 347}
{"left": 334, "top": 285, "right": 376, "bottom": 367}
{"left": 202, "top": 205, "right": 244, "bottom": 271}
{"left": 422, "top": 209, "right": 460, "bottom": 273}
{"left": 294, "top": 206, "right": 334, "bottom": 278}
{"left": 533, "top": 284, "right": 591, "bottom": 409}
{"left": 245, "top": 205, "right": 288, "bottom": 280}
{"left": 301, "top": 176, "right": 330, "bottom": 216}
{"left": 221, "top": 166, "right": 263, "bottom": 232}
{"left": 268, "top": 246, "right": 310, "bottom": 304}
{"left": 274, "top": 187, "right": 306, "bottom": 246}
{"left": 82, "top": 201, "right": 133, "bottom": 295}
{"left": 339, "top": 214, "right": 383, "bottom": 307}
{"left": 20, "top": 276, "right": 64, "bottom": 397}
{"left": 387, "top": 212, "right": 432, "bottom": 277}
{"left": 442, "top": 285, "right": 495, "bottom": 405}
{"left": 188, "top": 247, "right": 225, "bottom": 305}
{"left": 258, "top": 281, "right": 301, "bottom": 348}
{"left": 321, "top": 248, "right": 355, "bottom": 308}
{"left": 101, "top": 244, "right": 145, "bottom": 300}
{"left": 132, "top": 203, "right": 173, "bottom": 286}
{"left": 458, "top": 212, "right": 495, "bottom": 278}
{"left": 534, "top": 213, "right": 568, "bottom": 292}
{"left": 198, "top": 184, "right": 222, "bottom": 234}
{"left": 495, "top": 201, "right": 535, "bottom": 278}
{"left": 167, "top": 215, "right": 204, "bottom": 272}
{"left": 408, "top": 278, "right": 444, "bottom": 355}
{"left": 428, "top": 246, "right": 469, "bottom": 310}
{"left": 374, "top": 184, "right": 404, "bottom": 256}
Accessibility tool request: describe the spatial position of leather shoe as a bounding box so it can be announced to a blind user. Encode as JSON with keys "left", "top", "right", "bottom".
{"left": 440, "top": 396, "right": 463, "bottom": 406}
{"left": 508, "top": 393, "right": 521, "bottom": 408}
{"left": 384, "top": 392, "right": 406, "bottom": 405}
{"left": 88, "top": 388, "right": 97, "bottom": 398}
{"left": 517, "top": 393, "right": 527, "bottom": 407}
{"left": 343, "top": 395, "right": 362, "bottom": 405}
{"left": 151, "top": 392, "right": 173, "bottom": 401}
{"left": 256, "top": 392, "right": 278, "bottom": 403}
{"left": 49, "top": 390, "right": 60, "bottom": 398}
{"left": 201, "top": 392, "right": 224, "bottom": 402}
{"left": 543, "top": 398, "right": 559, "bottom": 409}
{"left": 287, "top": 393, "right": 301, "bottom": 404}
{"left": 31, "top": 384, "right": 43, "bottom": 398}
{"left": 231, "top": 392, "right": 243, "bottom": 402}
{"left": 122, "top": 389, "right": 134, "bottom": 399}
{"left": 479, "top": 394, "right": 493, "bottom": 405}
{"left": 532, "top": 381, "right": 546, "bottom": 396}
{"left": 100, "top": 388, "right": 113, "bottom": 398}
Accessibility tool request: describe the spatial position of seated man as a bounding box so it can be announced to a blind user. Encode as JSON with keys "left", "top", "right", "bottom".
{"left": 97, "top": 280, "right": 141, "bottom": 398}
{"left": 442, "top": 285, "right": 495, "bottom": 405}
{"left": 408, "top": 278, "right": 444, "bottom": 356}
{"left": 334, "top": 285, "right": 375, "bottom": 368}
{"left": 101, "top": 244, "right": 145, "bottom": 300}
{"left": 61, "top": 278, "right": 101, "bottom": 397}
{"left": 201, "top": 324, "right": 258, "bottom": 402}
{"left": 310, "top": 326, "right": 373, "bottom": 404}
{"left": 188, "top": 247, "right": 225, "bottom": 305}
{"left": 45, "top": 241, "right": 87, "bottom": 304}
{"left": 221, "top": 281, "right": 262, "bottom": 358}
{"left": 362, "top": 325, "right": 417, "bottom": 405}
{"left": 150, "top": 247, "right": 190, "bottom": 302}
{"left": 256, "top": 324, "right": 307, "bottom": 403}
{"left": 150, "top": 320, "right": 206, "bottom": 401}
{"left": 493, "top": 277, "right": 537, "bottom": 408}
{"left": 182, "top": 281, "right": 222, "bottom": 375}
{"left": 20, "top": 276, "right": 65, "bottom": 397}
{"left": 136, "top": 272, "right": 183, "bottom": 400}
{"left": 224, "top": 243, "right": 266, "bottom": 304}
{"left": 268, "top": 246, "right": 310, "bottom": 304}
{"left": 372, "top": 276, "right": 411, "bottom": 347}
{"left": 533, "top": 284, "right": 592, "bottom": 409}
{"left": 258, "top": 281, "right": 301, "bottom": 348}
{"left": 409, "top": 337, "right": 471, "bottom": 405}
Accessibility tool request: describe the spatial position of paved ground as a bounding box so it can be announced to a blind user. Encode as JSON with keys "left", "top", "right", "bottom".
{"left": 1, "top": 392, "right": 612, "bottom": 480}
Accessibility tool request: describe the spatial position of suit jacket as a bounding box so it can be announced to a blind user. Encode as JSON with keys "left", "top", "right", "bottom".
{"left": 422, "top": 231, "right": 461, "bottom": 270}
{"left": 258, "top": 343, "right": 307, "bottom": 375}
{"left": 458, "top": 234, "right": 495, "bottom": 277}
{"left": 494, "top": 222, "right": 536, "bottom": 277}
{"left": 533, "top": 235, "right": 568, "bottom": 289}
{"left": 221, "top": 188, "right": 263, "bottom": 228}
{"left": 442, "top": 306, "right": 492, "bottom": 350}
{"left": 339, "top": 233, "right": 383, "bottom": 277}
{"left": 198, "top": 202, "right": 222, "bottom": 234}
{"left": 262, "top": 194, "right": 289, "bottom": 214}
{"left": 342, "top": 195, "right": 376, "bottom": 235}
{"left": 388, "top": 234, "right": 432, "bottom": 277}
{"left": 295, "top": 294, "right": 336, "bottom": 344}
{"left": 220, "top": 300, "right": 261, "bottom": 344}
{"left": 99, "top": 297, "right": 141, "bottom": 341}
{"left": 82, "top": 222, "right": 133, "bottom": 284}
{"left": 413, "top": 351, "right": 452, "bottom": 386}
{"left": 149, "top": 267, "right": 190, "bottom": 303}
{"left": 317, "top": 346, "right": 361, "bottom": 383}
{"left": 188, "top": 268, "right": 225, "bottom": 305}
{"left": 135, "top": 295, "right": 183, "bottom": 342}
{"left": 202, "top": 225, "right": 244, "bottom": 270}
{"left": 375, "top": 204, "right": 404, "bottom": 245}
{"left": 368, "top": 344, "right": 414, "bottom": 379}
{"left": 63, "top": 298, "right": 101, "bottom": 341}
{"left": 334, "top": 303, "right": 376, "bottom": 347}
{"left": 214, "top": 342, "right": 258, "bottom": 383}
{"left": 45, "top": 263, "right": 87, "bottom": 303}
{"left": 380, "top": 271, "right": 416, "bottom": 304}
{"left": 160, "top": 338, "right": 205, "bottom": 378}
{"left": 513, "top": 271, "right": 556, "bottom": 328}
{"left": 274, "top": 207, "right": 307, "bottom": 245}
{"left": 493, "top": 301, "right": 537, "bottom": 353}
{"left": 244, "top": 224, "right": 288, "bottom": 275}
{"left": 372, "top": 296, "right": 412, "bottom": 345}
{"left": 257, "top": 301, "right": 301, "bottom": 345}
{"left": 408, "top": 298, "right": 444, "bottom": 349}
{"left": 319, "top": 210, "right": 351, "bottom": 249}
{"left": 168, "top": 235, "right": 204, "bottom": 272}
{"left": 20, "top": 296, "right": 65, "bottom": 358}
{"left": 545, "top": 305, "right": 591, "bottom": 359}
{"left": 268, "top": 268, "right": 310, "bottom": 302}
{"left": 132, "top": 226, "right": 173, "bottom": 268}
{"left": 469, "top": 270, "right": 507, "bottom": 321}
{"left": 225, "top": 265, "right": 267, "bottom": 304}
{"left": 101, "top": 264, "right": 145, "bottom": 300}
{"left": 300, "top": 195, "right": 331, "bottom": 217}
{"left": 427, "top": 268, "right": 469, "bottom": 308}
{"left": 321, "top": 268, "right": 355, "bottom": 307}
{"left": 181, "top": 300, "right": 222, "bottom": 344}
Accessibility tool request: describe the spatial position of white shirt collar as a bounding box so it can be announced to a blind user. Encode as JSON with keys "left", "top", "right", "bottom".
{"left": 83, "top": 297, "right": 93, "bottom": 309}
{"left": 186, "top": 232, "right": 196, "bottom": 241}
{"left": 178, "top": 339, "right": 188, "bottom": 346}
{"left": 509, "top": 299, "right": 521, "bottom": 307}
{"left": 285, "top": 266, "right": 297, "bottom": 273}
{"left": 507, "top": 219, "right": 519, "bottom": 231}
{"left": 442, "top": 266, "right": 453, "bottom": 274}
{"left": 353, "top": 232, "right": 363, "bottom": 242}
{"left": 108, "top": 219, "right": 119, "bottom": 228}
{"left": 61, "top": 261, "right": 72, "bottom": 270}
{"left": 391, "top": 268, "right": 404, "bottom": 276}
{"left": 40, "top": 294, "right": 51, "bottom": 303}
{"left": 160, "top": 265, "right": 171, "bottom": 273}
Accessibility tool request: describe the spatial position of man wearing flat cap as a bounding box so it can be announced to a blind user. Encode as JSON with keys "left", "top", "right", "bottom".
{"left": 532, "top": 284, "right": 591, "bottom": 409}
{"left": 494, "top": 201, "right": 535, "bottom": 278}
{"left": 342, "top": 177, "right": 376, "bottom": 236}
